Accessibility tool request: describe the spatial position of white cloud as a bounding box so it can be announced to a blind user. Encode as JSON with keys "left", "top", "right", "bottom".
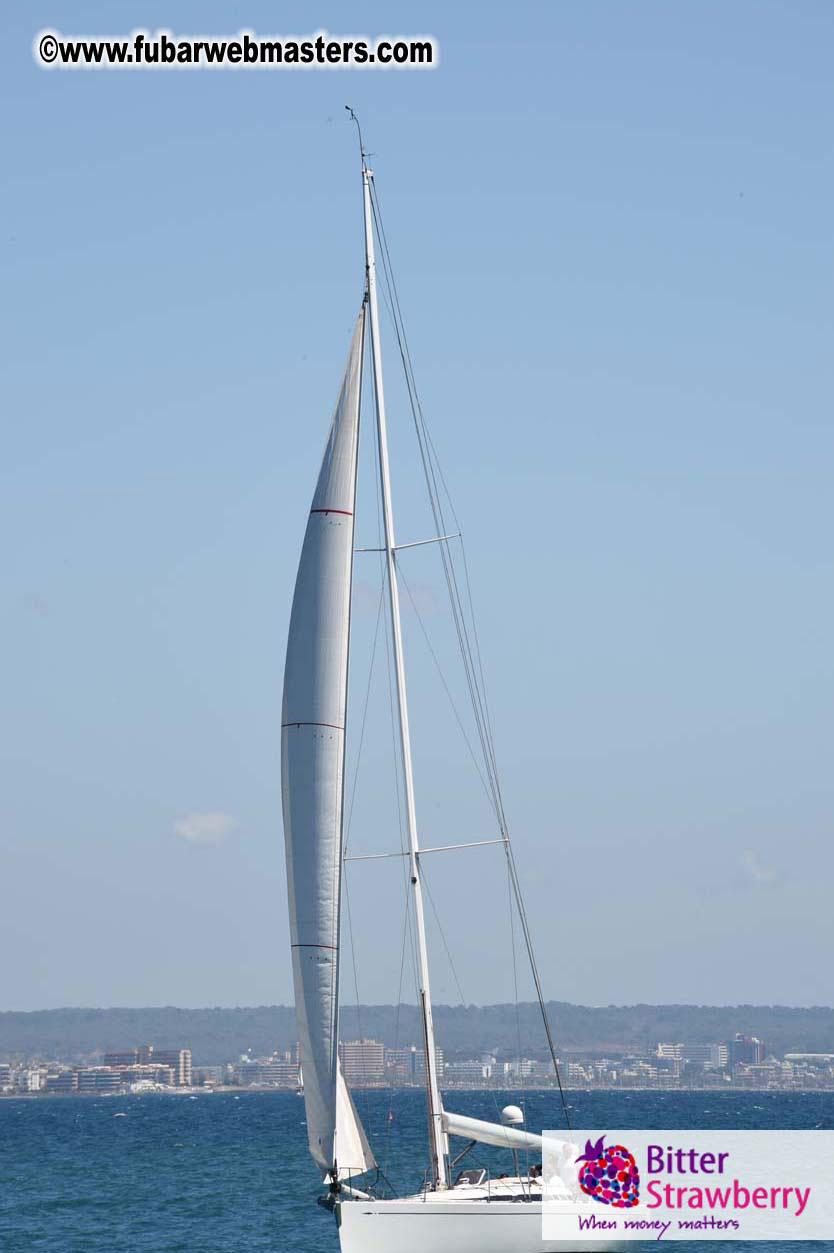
{"left": 173, "top": 811, "right": 238, "bottom": 847}
{"left": 741, "top": 849, "right": 778, "bottom": 886}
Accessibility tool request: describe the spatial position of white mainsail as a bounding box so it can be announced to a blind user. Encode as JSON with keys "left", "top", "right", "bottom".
{"left": 281, "top": 308, "right": 375, "bottom": 1180}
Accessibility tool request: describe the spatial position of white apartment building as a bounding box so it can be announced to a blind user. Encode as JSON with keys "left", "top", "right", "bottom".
{"left": 339, "top": 1039, "right": 384, "bottom": 1084}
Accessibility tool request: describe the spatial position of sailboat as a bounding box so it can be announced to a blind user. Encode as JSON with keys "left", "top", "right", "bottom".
{"left": 281, "top": 115, "right": 598, "bottom": 1253}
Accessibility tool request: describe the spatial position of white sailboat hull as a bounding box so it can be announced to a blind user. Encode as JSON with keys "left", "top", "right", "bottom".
{"left": 338, "top": 1196, "right": 614, "bottom": 1253}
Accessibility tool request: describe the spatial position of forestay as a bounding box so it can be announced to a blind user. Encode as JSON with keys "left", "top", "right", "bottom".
{"left": 281, "top": 309, "right": 375, "bottom": 1180}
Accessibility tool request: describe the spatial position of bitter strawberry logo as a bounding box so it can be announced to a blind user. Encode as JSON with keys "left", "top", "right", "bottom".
{"left": 577, "top": 1135, "right": 640, "bottom": 1207}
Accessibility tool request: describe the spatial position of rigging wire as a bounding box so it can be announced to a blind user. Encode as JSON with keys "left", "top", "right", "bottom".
{"left": 383, "top": 876, "right": 415, "bottom": 1180}
{"left": 364, "top": 302, "right": 434, "bottom": 1176}
{"left": 397, "top": 563, "right": 497, "bottom": 815}
{"left": 506, "top": 854, "right": 531, "bottom": 1187}
{"left": 369, "top": 184, "right": 505, "bottom": 827}
{"left": 371, "top": 188, "right": 506, "bottom": 835}
{"left": 365, "top": 210, "right": 499, "bottom": 766}
{"left": 371, "top": 297, "right": 435, "bottom": 1190}
{"left": 368, "top": 175, "right": 572, "bottom": 1129}
{"left": 370, "top": 332, "right": 422, "bottom": 1019}
{"left": 341, "top": 305, "right": 419, "bottom": 1169}
{"left": 342, "top": 868, "right": 370, "bottom": 1092}
{"left": 368, "top": 304, "right": 409, "bottom": 884}
{"left": 418, "top": 860, "right": 467, "bottom": 1008}
{"left": 344, "top": 574, "right": 386, "bottom": 854}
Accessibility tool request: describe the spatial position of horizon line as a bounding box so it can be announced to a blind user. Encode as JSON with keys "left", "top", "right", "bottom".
{"left": 4, "top": 1000, "right": 834, "bottom": 1015}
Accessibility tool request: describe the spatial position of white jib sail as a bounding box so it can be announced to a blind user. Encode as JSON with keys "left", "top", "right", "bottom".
{"left": 281, "top": 308, "right": 375, "bottom": 1180}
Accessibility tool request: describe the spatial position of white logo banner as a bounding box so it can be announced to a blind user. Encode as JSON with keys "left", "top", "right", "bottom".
{"left": 542, "top": 1129, "right": 834, "bottom": 1240}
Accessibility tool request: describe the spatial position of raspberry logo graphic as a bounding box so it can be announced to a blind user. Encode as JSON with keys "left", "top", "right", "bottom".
{"left": 577, "top": 1135, "right": 640, "bottom": 1207}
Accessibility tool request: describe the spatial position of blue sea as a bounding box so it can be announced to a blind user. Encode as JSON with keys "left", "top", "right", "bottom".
{"left": 1, "top": 1088, "right": 832, "bottom": 1251}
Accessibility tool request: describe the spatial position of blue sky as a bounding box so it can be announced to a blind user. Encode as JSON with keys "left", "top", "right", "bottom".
{"left": 2, "top": 1, "right": 832, "bottom": 1013}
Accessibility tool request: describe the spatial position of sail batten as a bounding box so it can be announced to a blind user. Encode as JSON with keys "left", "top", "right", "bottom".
{"left": 281, "top": 308, "right": 375, "bottom": 1180}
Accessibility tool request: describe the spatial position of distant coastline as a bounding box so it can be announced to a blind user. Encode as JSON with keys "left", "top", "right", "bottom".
{"left": 3, "top": 1082, "right": 832, "bottom": 1101}
{"left": 3, "top": 1002, "right": 834, "bottom": 1066}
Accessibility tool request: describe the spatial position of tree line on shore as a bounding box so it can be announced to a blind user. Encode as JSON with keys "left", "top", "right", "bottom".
{"left": 3, "top": 1002, "right": 833, "bottom": 1065}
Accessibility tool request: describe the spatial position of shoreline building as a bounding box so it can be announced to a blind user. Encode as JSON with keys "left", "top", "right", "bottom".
{"left": 76, "top": 1067, "right": 122, "bottom": 1093}
{"left": 445, "top": 1059, "right": 492, "bottom": 1084}
{"left": 102, "top": 1045, "right": 192, "bottom": 1086}
{"left": 152, "top": 1049, "right": 192, "bottom": 1086}
{"left": 656, "top": 1043, "right": 729, "bottom": 1070}
{"left": 728, "top": 1034, "right": 765, "bottom": 1068}
{"left": 385, "top": 1046, "right": 445, "bottom": 1084}
{"left": 339, "top": 1039, "right": 384, "bottom": 1085}
{"left": 233, "top": 1057, "right": 300, "bottom": 1087}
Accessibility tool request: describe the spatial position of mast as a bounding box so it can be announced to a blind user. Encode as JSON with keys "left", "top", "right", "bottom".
{"left": 357, "top": 137, "right": 449, "bottom": 1189}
